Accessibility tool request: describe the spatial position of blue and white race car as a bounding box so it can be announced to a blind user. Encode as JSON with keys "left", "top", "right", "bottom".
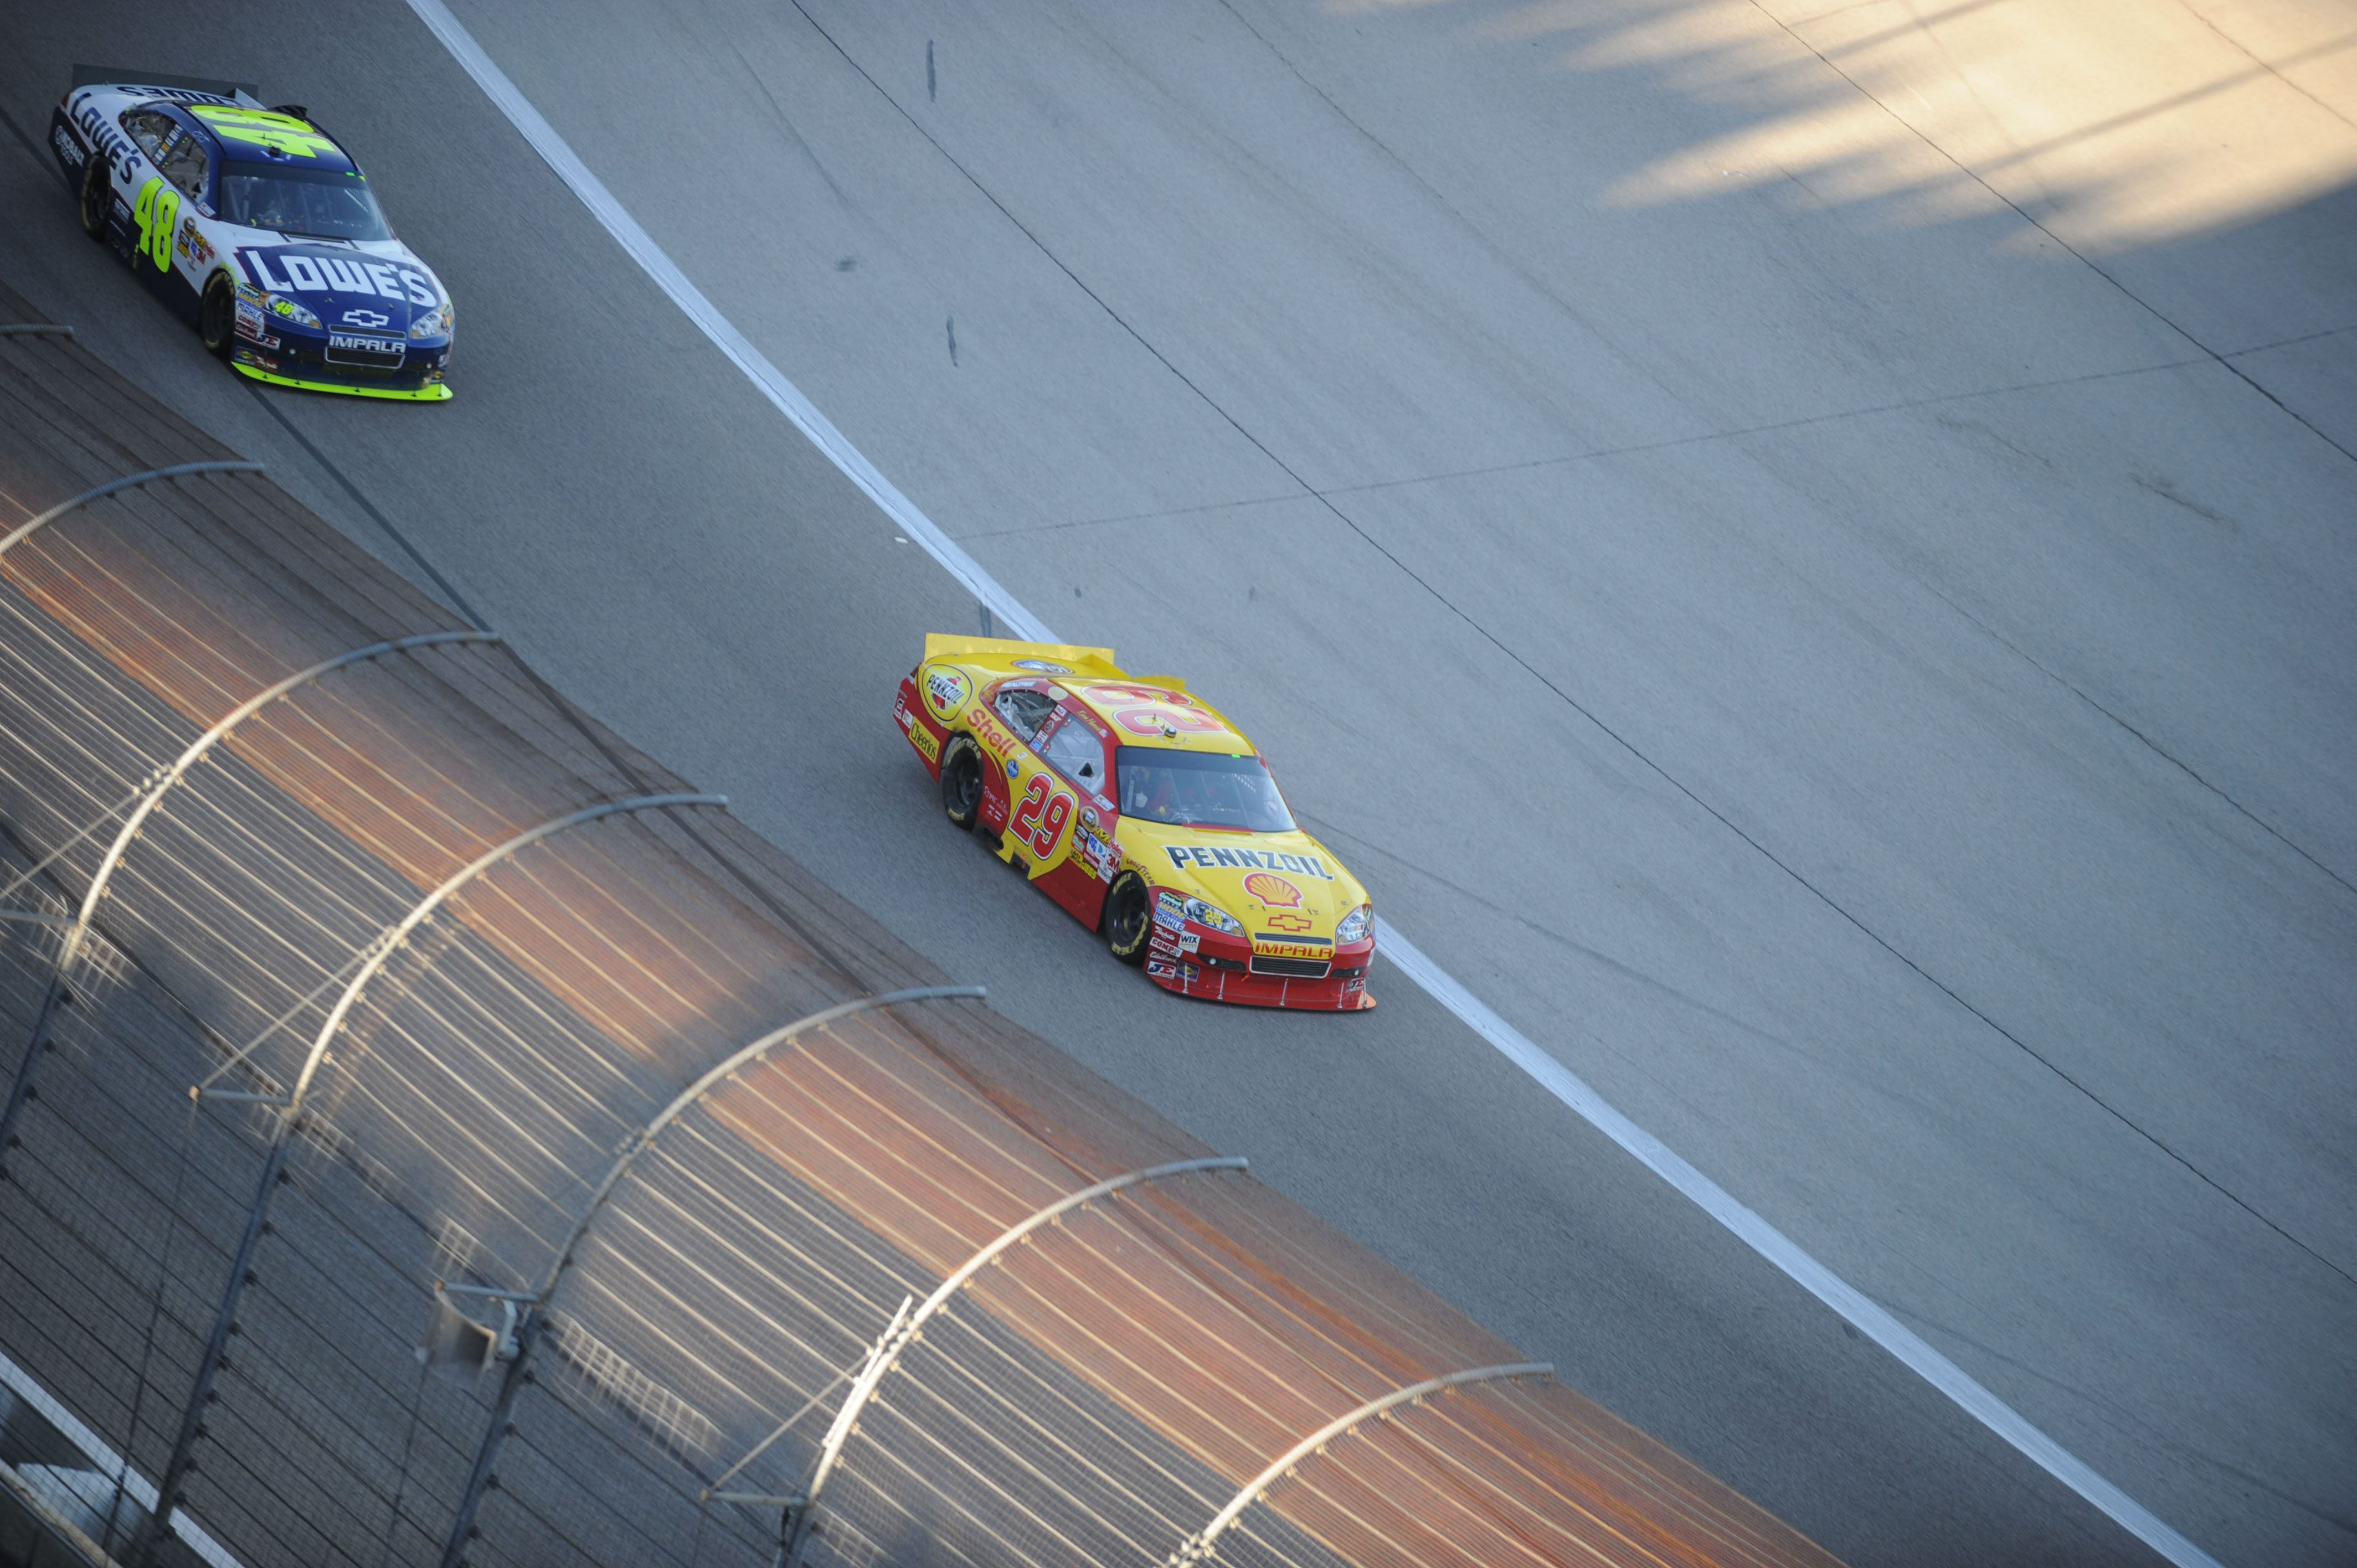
{"left": 49, "top": 75, "right": 455, "bottom": 400}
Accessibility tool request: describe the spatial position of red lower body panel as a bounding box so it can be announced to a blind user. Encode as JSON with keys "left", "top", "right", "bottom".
{"left": 1146, "top": 962, "right": 1374, "bottom": 1010}
{"left": 1143, "top": 926, "right": 1375, "bottom": 1011}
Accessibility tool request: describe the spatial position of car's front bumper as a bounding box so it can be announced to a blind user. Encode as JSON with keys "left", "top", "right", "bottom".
{"left": 1143, "top": 957, "right": 1374, "bottom": 1010}
{"left": 1144, "top": 926, "right": 1376, "bottom": 1010}
{"left": 231, "top": 362, "right": 452, "bottom": 400}
{"left": 232, "top": 336, "right": 451, "bottom": 400}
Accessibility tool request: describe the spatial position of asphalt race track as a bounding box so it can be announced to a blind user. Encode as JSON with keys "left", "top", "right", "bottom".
{"left": 2, "top": 3, "right": 2352, "bottom": 1565}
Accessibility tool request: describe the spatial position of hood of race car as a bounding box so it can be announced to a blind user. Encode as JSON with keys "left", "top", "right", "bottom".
{"left": 1124, "top": 821, "right": 1368, "bottom": 941}
{"left": 234, "top": 240, "right": 442, "bottom": 333}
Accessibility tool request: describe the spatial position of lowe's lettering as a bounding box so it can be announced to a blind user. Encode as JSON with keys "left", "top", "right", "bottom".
{"left": 240, "top": 247, "right": 438, "bottom": 306}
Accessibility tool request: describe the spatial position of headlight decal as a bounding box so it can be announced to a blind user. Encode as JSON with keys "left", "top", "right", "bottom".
{"left": 263, "top": 292, "right": 320, "bottom": 328}
{"left": 1181, "top": 895, "right": 1244, "bottom": 936}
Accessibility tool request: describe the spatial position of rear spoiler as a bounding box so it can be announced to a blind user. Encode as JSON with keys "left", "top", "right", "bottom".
{"left": 922, "top": 635, "right": 1125, "bottom": 678}
{"left": 71, "top": 65, "right": 261, "bottom": 101}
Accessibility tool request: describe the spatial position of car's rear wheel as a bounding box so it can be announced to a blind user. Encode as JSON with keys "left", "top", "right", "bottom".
{"left": 199, "top": 273, "right": 236, "bottom": 358}
{"left": 940, "top": 735, "right": 984, "bottom": 830}
{"left": 78, "top": 156, "right": 111, "bottom": 240}
{"left": 1104, "top": 874, "right": 1152, "bottom": 965}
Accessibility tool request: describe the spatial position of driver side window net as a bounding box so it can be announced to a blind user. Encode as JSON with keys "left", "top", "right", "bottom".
{"left": 122, "top": 110, "right": 172, "bottom": 158}
{"left": 992, "top": 686, "right": 1056, "bottom": 743}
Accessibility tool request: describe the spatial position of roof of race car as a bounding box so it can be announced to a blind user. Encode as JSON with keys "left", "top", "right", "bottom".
{"left": 919, "top": 633, "right": 1258, "bottom": 755}
{"left": 1061, "top": 680, "right": 1254, "bottom": 755}
{"left": 178, "top": 104, "right": 359, "bottom": 173}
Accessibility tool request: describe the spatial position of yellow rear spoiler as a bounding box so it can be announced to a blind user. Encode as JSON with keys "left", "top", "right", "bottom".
{"left": 923, "top": 634, "right": 1126, "bottom": 678}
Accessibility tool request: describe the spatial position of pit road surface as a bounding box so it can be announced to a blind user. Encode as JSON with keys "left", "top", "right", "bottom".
{"left": 2, "top": 2, "right": 2352, "bottom": 1564}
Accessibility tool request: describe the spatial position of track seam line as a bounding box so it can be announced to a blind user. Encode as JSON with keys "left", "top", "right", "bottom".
{"left": 1913, "top": 577, "right": 2357, "bottom": 902}
{"left": 963, "top": 353, "right": 2216, "bottom": 540}
{"left": 401, "top": 4, "right": 2229, "bottom": 1562}
{"left": 1740, "top": 2, "right": 2357, "bottom": 474}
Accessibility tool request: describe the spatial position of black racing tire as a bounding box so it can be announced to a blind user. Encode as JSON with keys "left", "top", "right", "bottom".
{"left": 939, "top": 734, "right": 984, "bottom": 831}
{"left": 1103, "top": 873, "right": 1152, "bottom": 966}
{"left": 79, "top": 154, "right": 112, "bottom": 240}
{"left": 199, "top": 272, "right": 236, "bottom": 358}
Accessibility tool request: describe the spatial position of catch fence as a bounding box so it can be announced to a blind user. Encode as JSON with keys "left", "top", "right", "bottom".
{"left": 0, "top": 281, "right": 1841, "bottom": 1568}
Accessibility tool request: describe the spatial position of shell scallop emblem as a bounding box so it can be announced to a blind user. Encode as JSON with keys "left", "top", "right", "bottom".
{"left": 1242, "top": 871, "right": 1303, "bottom": 909}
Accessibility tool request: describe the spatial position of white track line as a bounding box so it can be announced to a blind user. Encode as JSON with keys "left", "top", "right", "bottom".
{"left": 404, "top": 4, "right": 2222, "bottom": 1562}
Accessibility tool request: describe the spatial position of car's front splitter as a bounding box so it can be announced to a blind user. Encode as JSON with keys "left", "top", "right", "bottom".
{"left": 1144, "top": 961, "right": 1374, "bottom": 1011}
{"left": 231, "top": 362, "right": 452, "bottom": 401}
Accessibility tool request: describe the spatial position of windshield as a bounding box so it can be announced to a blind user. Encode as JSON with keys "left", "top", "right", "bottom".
{"left": 218, "top": 163, "right": 391, "bottom": 241}
{"left": 1116, "top": 747, "right": 1295, "bottom": 832}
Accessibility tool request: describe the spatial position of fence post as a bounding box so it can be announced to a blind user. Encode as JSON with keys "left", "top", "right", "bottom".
{"left": 0, "top": 633, "right": 496, "bottom": 1169}
{"left": 777, "top": 1157, "right": 1250, "bottom": 1568}
{"left": 434, "top": 986, "right": 984, "bottom": 1568}
{"left": 124, "top": 793, "right": 723, "bottom": 1567}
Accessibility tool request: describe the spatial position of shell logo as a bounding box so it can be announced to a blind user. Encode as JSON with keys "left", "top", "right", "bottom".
{"left": 1242, "top": 871, "right": 1303, "bottom": 909}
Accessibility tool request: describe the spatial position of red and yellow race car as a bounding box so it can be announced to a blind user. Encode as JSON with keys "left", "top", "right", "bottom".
{"left": 896, "top": 636, "right": 1375, "bottom": 1009}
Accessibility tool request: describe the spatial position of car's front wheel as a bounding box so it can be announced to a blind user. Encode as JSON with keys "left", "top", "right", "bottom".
{"left": 199, "top": 273, "right": 236, "bottom": 358}
{"left": 940, "top": 734, "right": 984, "bottom": 830}
{"left": 1103, "top": 873, "right": 1152, "bottom": 966}
{"left": 78, "top": 156, "right": 111, "bottom": 240}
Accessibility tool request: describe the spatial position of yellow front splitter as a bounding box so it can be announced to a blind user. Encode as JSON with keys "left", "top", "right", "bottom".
{"left": 232, "top": 362, "right": 452, "bottom": 401}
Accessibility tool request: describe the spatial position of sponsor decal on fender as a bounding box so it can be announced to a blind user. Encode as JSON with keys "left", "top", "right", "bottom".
{"left": 176, "top": 218, "right": 214, "bottom": 266}
{"left": 72, "top": 100, "right": 136, "bottom": 173}
{"left": 923, "top": 664, "right": 971, "bottom": 720}
{"left": 907, "top": 723, "right": 940, "bottom": 764}
{"left": 1152, "top": 891, "right": 1186, "bottom": 931}
{"left": 1072, "top": 825, "right": 1119, "bottom": 882}
{"left": 1162, "top": 845, "right": 1334, "bottom": 880}
{"left": 966, "top": 704, "right": 1022, "bottom": 762}
{"left": 1145, "top": 958, "right": 1179, "bottom": 979}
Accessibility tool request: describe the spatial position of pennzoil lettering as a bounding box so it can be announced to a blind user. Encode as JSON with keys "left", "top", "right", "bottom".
{"left": 1161, "top": 845, "right": 1334, "bottom": 879}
